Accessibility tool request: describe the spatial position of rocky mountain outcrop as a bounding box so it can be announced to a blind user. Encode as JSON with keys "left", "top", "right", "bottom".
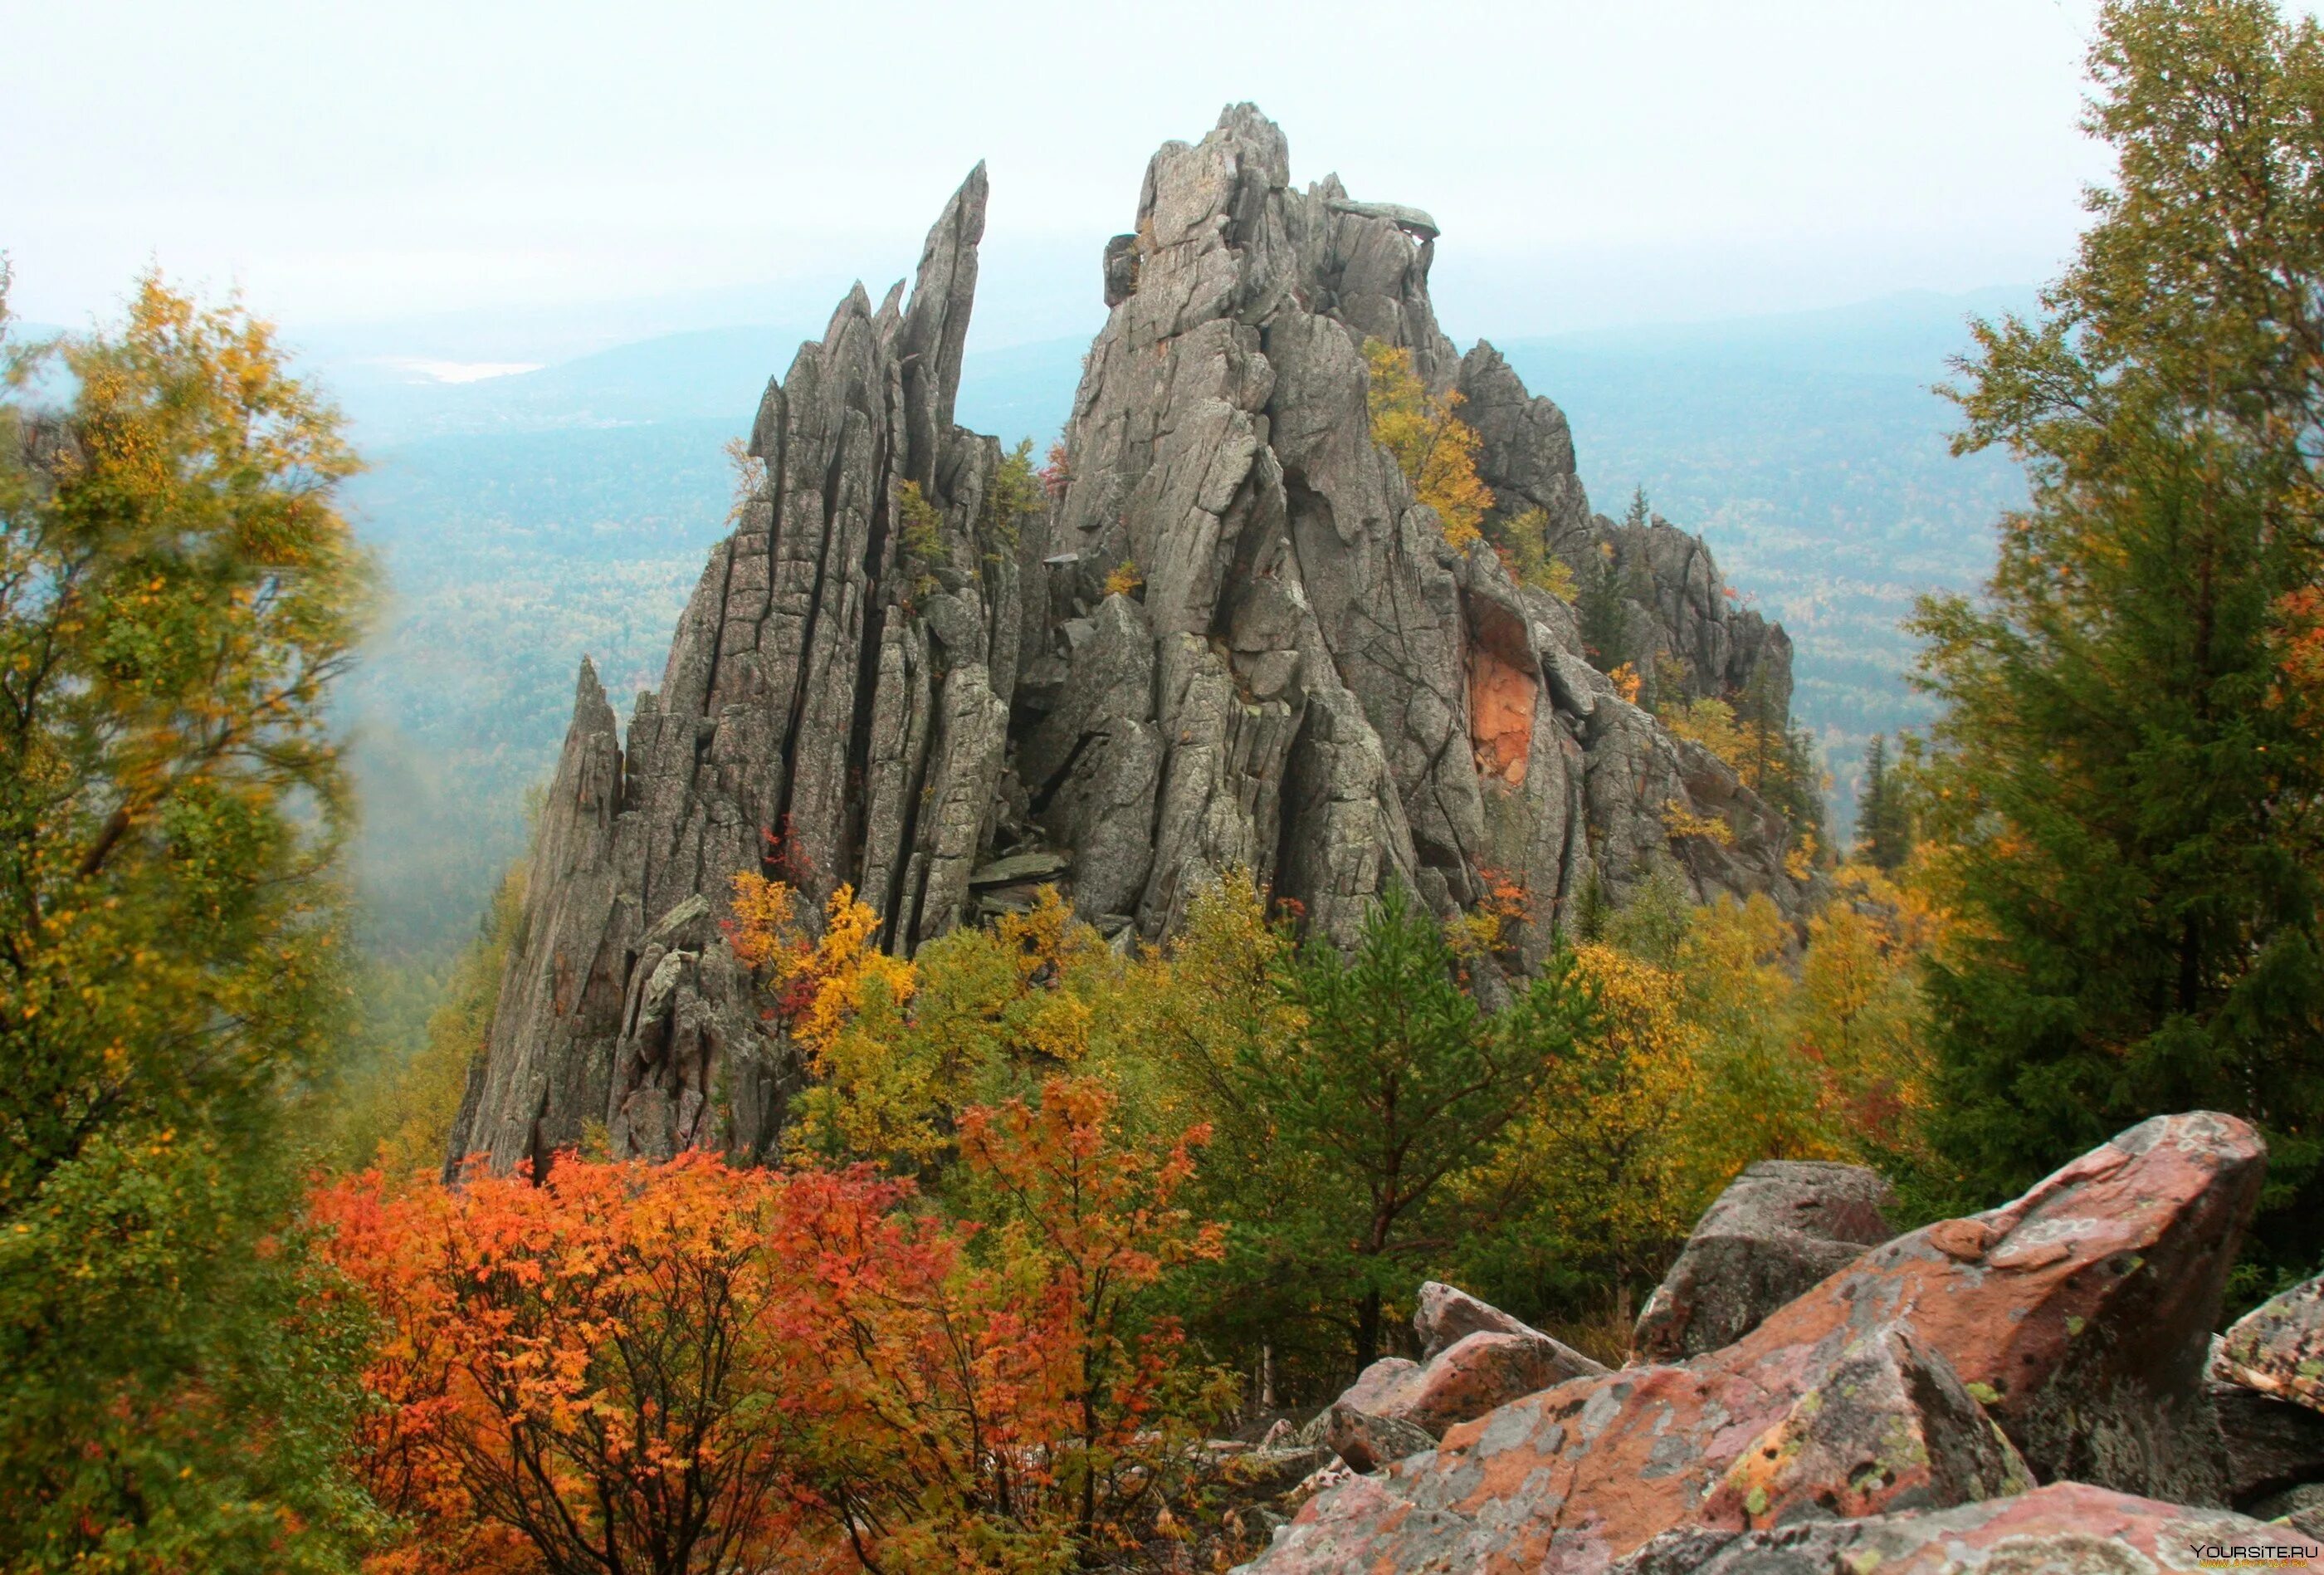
{"left": 447, "top": 105, "right": 1814, "bottom": 1174}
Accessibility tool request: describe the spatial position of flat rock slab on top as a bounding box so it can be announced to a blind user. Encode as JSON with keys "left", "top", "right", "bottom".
{"left": 967, "top": 850, "right": 1072, "bottom": 887}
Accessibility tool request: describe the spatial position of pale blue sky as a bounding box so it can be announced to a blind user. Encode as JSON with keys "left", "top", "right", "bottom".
{"left": 6, "top": 0, "right": 2111, "bottom": 354}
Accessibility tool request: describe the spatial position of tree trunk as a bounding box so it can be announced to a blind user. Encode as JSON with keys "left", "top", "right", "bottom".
{"left": 1356, "top": 1288, "right": 1382, "bottom": 1369}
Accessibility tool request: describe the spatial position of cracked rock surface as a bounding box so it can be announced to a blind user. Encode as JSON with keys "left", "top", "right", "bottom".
{"left": 449, "top": 105, "right": 1814, "bottom": 1172}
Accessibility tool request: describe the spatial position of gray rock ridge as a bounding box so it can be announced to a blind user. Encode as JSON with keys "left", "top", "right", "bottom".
{"left": 447, "top": 165, "right": 1014, "bottom": 1175}
{"left": 449, "top": 106, "right": 1814, "bottom": 1171}
{"left": 1028, "top": 103, "right": 1814, "bottom": 946}
{"left": 1458, "top": 339, "right": 1793, "bottom": 717}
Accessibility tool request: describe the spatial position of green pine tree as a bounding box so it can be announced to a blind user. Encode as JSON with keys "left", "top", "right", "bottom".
{"left": 1855, "top": 735, "right": 1911, "bottom": 873}
{"left": 1913, "top": 0, "right": 2324, "bottom": 1280}
{"left": 1222, "top": 883, "right": 1592, "bottom": 1368}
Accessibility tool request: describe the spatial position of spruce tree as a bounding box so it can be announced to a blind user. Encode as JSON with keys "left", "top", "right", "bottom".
{"left": 1578, "top": 545, "right": 1633, "bottom": 675}
{"left": 1856, "top": 735, "right": 1911, "bottom": 873}
{"left": 1916, "top": 0, "right": 2324, "bottom": 1275}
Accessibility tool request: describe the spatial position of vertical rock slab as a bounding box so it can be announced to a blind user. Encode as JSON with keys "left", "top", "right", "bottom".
{"left": 1632, "top": 1159, "right": 1897, "bottom": 1363}
{"left": 448, "top": 166, "right": 1008, "bottom": 1170}
{"left": 445, "top": 661, "right": 629, "bottom": 1178}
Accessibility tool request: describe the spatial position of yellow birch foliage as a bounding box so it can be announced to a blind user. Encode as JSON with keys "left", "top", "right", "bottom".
{"left": 1671, "top": 895, "right": 1844, "bottom": 1186}
{"left": 1098, "top": 876, "right": 1303, "bottom": 1144}
{"left": 726, "top": 876, "right": 1130, "bottom": 1168}
{"left": 1796, "top": 868, "right": 1936, "bottom": 1146}
{"left": 1363, "top": 338, "right": 1493, "bottom": 550}
{"left": 1498, "top": 506, "right": 1579, "bottom": 599}
{"left": 1662, "top": 696, "right": 1745, "bottom": 772}
{"left": 1648, "top": 878, "right": 1935, "bottom": 1191}
{"left": 1467, "top": 944, "right": 1702, "bottom": 1294}
{"left": 726, "top": 873, "right": 926, "bottom": 1161}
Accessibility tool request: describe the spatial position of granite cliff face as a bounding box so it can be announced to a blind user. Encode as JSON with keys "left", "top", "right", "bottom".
{"left": 446, "top": 105, "right": 1812, "bottom": 1175}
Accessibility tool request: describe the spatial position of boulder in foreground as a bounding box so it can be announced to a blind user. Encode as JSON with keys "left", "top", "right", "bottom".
{"left": 1238, "top": 1113, "right": 2266, "bottom": 1573}
{"left": 1610, "top": 1482, "right": 2317, "bottom": 1574}
{"left": 1630, "top": 1158, "right": 1895, "bottom": 1363}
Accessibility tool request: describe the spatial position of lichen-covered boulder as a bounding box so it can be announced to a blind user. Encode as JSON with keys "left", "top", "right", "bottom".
{"left": 1321, "top": 1404, "right": 1435, "bottom": 1475}
{"left": 1237, "top": 1113, "right": 2267, "bottom": 1574}
{"left": 2219, "top": 1273, "right": 2324, "bottom": 1413}
{"left": 1696, "top": 1323, "right": 2031, "bottom": 1531}
{"left": 1417, "top": 1279, "right": 1560, "bottom": 1359}
{"left": 1610, "top": 1483, "right": 2315, "bottom": 1575}
{"left": 1631, "top": 1158, "right": 1896, "bottom": 1363}
{"left": 1340, "top": 1331, "right": 1604, "bottom": 1440}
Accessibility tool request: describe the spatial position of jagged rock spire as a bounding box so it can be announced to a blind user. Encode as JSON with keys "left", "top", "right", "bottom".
{"left": 447, "top": 166, "right": 1016, "bottom": 1174}
{"left": 448, "top": 109, "right": 1810, "bottom": 1174}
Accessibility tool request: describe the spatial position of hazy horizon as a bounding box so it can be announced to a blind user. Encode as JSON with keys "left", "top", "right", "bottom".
{"left": 7, "top": 1, "right": 2110, "bottom": 356}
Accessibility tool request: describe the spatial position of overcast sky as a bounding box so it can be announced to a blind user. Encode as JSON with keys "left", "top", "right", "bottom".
{"left": 5, "top": 0, "right": 2112, "bottom": 355}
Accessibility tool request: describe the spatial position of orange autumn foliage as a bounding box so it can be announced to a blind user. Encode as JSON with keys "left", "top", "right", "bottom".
{"left": 315, "top": 1154, "right": 831, "bottom": 1575}
{"left": 959, "top": 1077, "right": 1228, "bottom": 1550}
{"left": 2277, "top": 586, "right": 2324, "bottom": 731}
{"left": 313, "top": 1084, "right": 1225, "bottom": 1574}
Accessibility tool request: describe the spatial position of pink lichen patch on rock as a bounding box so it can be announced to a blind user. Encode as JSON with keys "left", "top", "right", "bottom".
{"left": 2217, "top": 1272, "right": 2324, "bottom": 1414}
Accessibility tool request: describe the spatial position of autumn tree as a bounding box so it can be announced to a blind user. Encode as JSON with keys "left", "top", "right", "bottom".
{"left": 956, "top": 1078, "right": 1228, "bottom": 1555}
{"left": 0, "top": 271, "right": 376, "bottom": 1569}
{"left": 1493, "top": 506, "right": 1577, "bottom": 599}
{"left": 317, "top": 1154, "right": 821, "bottom": 1575}
{"left": 1916, "top": 0, "right": 2324, "bottom": 1271}
{"left": 320, "top": 1114, "right": 1230, "bottom": 1574}
{"left": 1457, "top": 943, "right": 1700, "bottom": 1328}
{"left": 1363, "top": 339, "right": 1492, "bottom": 549}
{"left": 726, "top": 873, "right": 1122, "bottom": 1175}
{"left": 1223, "top": 883, "right": 1593, "bottom": 1367}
